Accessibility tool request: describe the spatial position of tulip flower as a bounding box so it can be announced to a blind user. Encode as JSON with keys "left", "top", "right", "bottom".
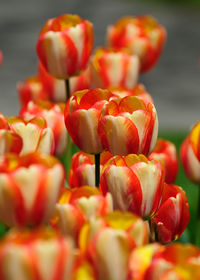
{"left": 0, "top": 227, "right": 75, "bottom": 280}
{"left": 149, "top": 138, "right": 179, "bottom": 184}
{"left": 73, "top": 260, "right": 96, "bottom": 280}
{"left": 36, "top": 14, "right": 94, "bottom": 80}
{"left": 0, "top": 153, "right": 65, "bottom": 227}
{"left": 90, "top": 47, "right": 140, "bottom": 89}
{"left": 180, "top": 122, "right": 200, "bottom": 184}
{"left": 17, "top": 75, "right": 48, "bottom": 106}
{"left": 151, "top": 183, "right": 190, "bottom": 244}
{"left": 98, "top": 96, "right": 158, "bottom": 156}
{"left": 0, "top": 50, "right": 3, "bottom": 65}
{"left": 107, "top": 15, "right": 166, "bottom": 72}
{"left": 100, "top": 154, "right": 164, "bottom": 219}
{"left": 109, "top": 83, "right": 154, "bottom": 104}
{"left": 20, "top": 100, "right": 67, "bottom": 156}
{"left": 7, "top": 116, "right": 54, "bottom": 155}
{"left": 69, "top": 151, "right": 112, "bottom": 188}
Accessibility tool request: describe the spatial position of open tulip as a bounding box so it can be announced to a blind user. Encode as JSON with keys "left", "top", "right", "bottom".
{"left": 180, "top": 122, "right": 200, "bottom": 183}
{"left": 8, "top": 116, "right": 54, "bottom": 155}
{"left": 151, "top": 183, "right": 190, "bottom": 244}
{"left": 36, "top": 14, "right": 94, "bottom": 79}
{"left": 149, "top": 138, "right": 179, "bottom": 184}
{"left": 98, "top": 96, "right": 158, "bottom": 156}
{"left": 107, "top": 15, "right": 166, "bottom": 72}
{"left": 20, "top": 100, "right": 67, "bottom": 156}
{"left": 100, "top": 154, "right": 164, "bottom": 218}
{"left": 90, "top": 47, "right": 139, "bottom": 89}
{"left": 0, "top": 227, "right": 75, "bottom": 280}
{"left": 0, "top": 153, "right": 65, "bottom": 227}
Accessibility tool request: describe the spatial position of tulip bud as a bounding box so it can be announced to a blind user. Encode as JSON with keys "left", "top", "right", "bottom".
{"left": 37, "top": 14, "right": 94, "bottom": 79}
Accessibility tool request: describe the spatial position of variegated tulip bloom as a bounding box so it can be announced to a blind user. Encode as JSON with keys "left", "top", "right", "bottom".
{"left": 151, "top": 183, "right": 190, "bottom": 244}
{"left": 0, "top": 114, "right": 22, "bottom": 155}
{"left": 69, "top": 151, "right": 112, "bottom": 188}
{"left": 90, "top": 47, "right": 139, "bottom": 89}
{"left": 109, "top": 83, "right": 154, "bottom": 104}
{"left": 17, "top": 75, "right": 48, "bottom": 106}
{"left": 100, "top": 154, "right": 165, "bottom": 219}
{"left": 37, "top": 14, "right": 94, "bottom": 79}
{"left": 65, "top": 88, "right": 115, "bottom": 154}
{"left": 180, "top": 122, "right": 200, "bottom": 183}
{"left": 80, "top": 212, "right": 148, "bottom": 280}
{"left": 20, "top": 100, "right": 67, "bottom": 156}
{"left": 0, "top": 153, "right": 65, "bottom": 227}
{"left": 0, "top": 227, "right": 75, "bottom": 280}
{"left": 107, "top": 15, "right": 166, "bottom": 72}
{"left": 8, "top": 116, "right": 54, "bottom": 155}
{"left": 39, "top": 62, "right": 91, "bottom": 102}
{"left": 98, "top": 96, "right": 158, "bottom": 156}
{"left": 51, "top": 186, "right": 113, "bottom": 239}
{"left": 129, "top": 243, "right": 200, "bottom": 280}
{"left": 149, "top": 138, "right": 179, "bottom": 184}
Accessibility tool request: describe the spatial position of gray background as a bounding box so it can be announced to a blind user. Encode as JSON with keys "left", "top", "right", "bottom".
{"left": 0, "top": 0, "right": 199, "bottom": 130}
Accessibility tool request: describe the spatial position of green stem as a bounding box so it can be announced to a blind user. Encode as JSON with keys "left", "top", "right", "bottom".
{"left": 95, "top": 153, "right": 101, "bottom": 188}
{"left": 65, "top": 79, "right": 71, "bottom": 101}
{"left": 195, "top": 185, "right": 200, "bottom": 246}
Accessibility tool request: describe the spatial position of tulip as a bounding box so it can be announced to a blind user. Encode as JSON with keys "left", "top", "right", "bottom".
{"left": 20, "top": 100, "right": 67, "bottom": 156}
{"left": 73, "top": 260, "right": 96, "bottom": 280}
{"left": 0, "top": 227, "right": 75, "bottom": 280}
{"left": 109, "top": 83, "right": 154, "bottom": 104}
{"left": 7, "top": 116, "right": 54, "bottom": 155}
{"left": 98, "top": 96, "right": 158, "bottom": 156}
{"left": 151, "top": 183, "right": 190, "bottom": 244}
{"left": 36, "top": 14, "right": 94, "bottom": 80}
{"left": 107, "top": 15, "right": 166, "bottom": 72}
{"left": 100, "top": 154, "right": 164, "bottom": 219}
{"left": 149, "top": 138, "right": 179, "bottom": 184}
{"left": 0, "top": 153, "right": 65, "bottom": 227}
{"left": 0, "top": 50, "right": 3, "bottom": 65}
{"left": 90, "top": 47, "right": 139, "bottom": 89}
{"left": 69, "top": 151, "right": 112, "bottom": 188}
{"left": 17, "top": 75, "right": 48, "bottom": 106}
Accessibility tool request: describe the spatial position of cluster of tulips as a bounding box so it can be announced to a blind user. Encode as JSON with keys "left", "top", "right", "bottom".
{"left": 0, "top": 13, "right": 200, "bottom": 280}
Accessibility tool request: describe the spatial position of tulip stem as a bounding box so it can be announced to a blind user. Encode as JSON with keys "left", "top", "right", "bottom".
{"left": 195, "top": 185, "right": 200, "bottom": 246}
{"left": 95, "top": 153, "right": 101, "bottom": 188}
{"left": 65, "top": 79, "right": 71, "bottom": 101}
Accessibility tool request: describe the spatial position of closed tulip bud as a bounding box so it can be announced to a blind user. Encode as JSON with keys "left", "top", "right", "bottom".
{"left": 65, "top": 88, "right": 115, "bottom": 154}
{"left": 20, "top": 100, "right": 67, "bottom": 156}
{"left": 69, "top": 151, "right": 112, "bottom": 188}
{"left": 0, "top": 227, "right": 75, "bottom": 280}
{"left": 107, "top": 15, "right": 166, "bottom": 72}
{"left": 8, "top": 116, "right": 54, "bottom": 155}
{"left": 17, "top": 75, "right": 48, "bottom": 106}
{"left": 100, "top": 154, "right": 165, "bottom": 218}
{"left": 0, "top": 153, "right": 65, "bottom": 227}
{"left": 98, "top": 96, "right": 158, "bottom": 156}
{"left": 151, "top": 183, "right": 190, "bottom": 244}
{"left": 90, "top": 47, "right": 140, "bottom": 89}
{"left": 180, "top": 122, "right": 200, "bottom": 183}
{"left": 149, "top": 138, "right": 179, "bottom": 184}
{"left": 37, "top": 14, "right": 94, "bottom": 79}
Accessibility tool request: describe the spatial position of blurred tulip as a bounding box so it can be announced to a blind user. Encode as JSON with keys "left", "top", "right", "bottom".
{"left": 17, "top": 75, "right": 48, "bottom": 106}
{"left": 109, "top": 83, "right": 154, "bottom": 103}
{"left": 0, "top": 50, "right": 3, "bottom": 65}
{"left": 107, "top": 15, "right": 166, "bottom": 72}
{"left": 8, "top": 116, "right": 54, "bottom": 155}
{"left": 65, "top": 88, "right": 115, "bottom": 154}
{"left": 100, "top": 154, "right": 164, "bottom": 218}
{"left": 151, "top": 183, "right": 190, "bottom": 244}
{"left": 180, "top": 122, "right": 200, "bottom": 183}
{"left": 149, "top": 138, "right": 179, "bottom": 184}
{"left": 72, "top": 260, "right": 96, "bottom": 280}
{"left": 0, "top": 153, "right": 65, "bottom": 227}
{"left": 69, "top": 151, "right": 112, "bottom": 188}
{"left": 37, "top": 14, "right": 94, "bottom": 79}
{"left": 90, "top": 47, "right": 139, "bottom": 89}
{"left": 0, "top": 227, "right": 75, "bottom": 280}
{"left": 20, "top": 100, "right": 67, "bottom": 156}
{"left": 98, "top": 96, "right": 158, "bottom": 156}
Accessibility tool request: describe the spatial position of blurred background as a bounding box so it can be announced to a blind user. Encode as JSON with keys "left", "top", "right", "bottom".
{"left": 0, "top": 0, "right": 199, "bottom": 130}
